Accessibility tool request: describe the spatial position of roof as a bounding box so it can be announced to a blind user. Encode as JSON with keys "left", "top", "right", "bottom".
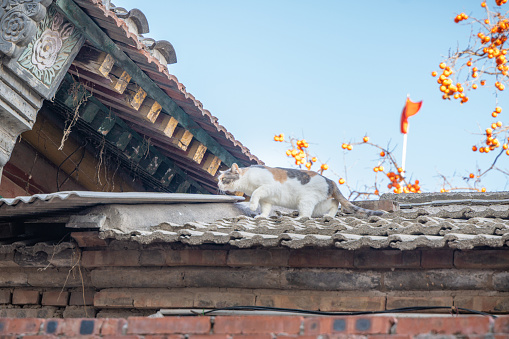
{"left": 2, "top": 191, "right": 508, "bottom": 251}
{"left": 49, "top": 0, "right": 263, "bottom": 194}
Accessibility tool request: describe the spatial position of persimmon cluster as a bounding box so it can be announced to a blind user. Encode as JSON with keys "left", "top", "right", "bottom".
{"left": 274, "top": 134, "right": 325, "bottom": 170}
{"left": 432, "top": 63, "right": 468, "bottom": 103}
{"left": 433, "top": 1, "right": 509, "bottom": 104}
{"left": 471, "top": 106, "right": 509, "bottom": 155}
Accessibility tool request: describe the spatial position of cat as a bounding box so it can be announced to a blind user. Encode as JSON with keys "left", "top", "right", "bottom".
{"left": 217, "top": 163, "right": 385, "bottom": 218}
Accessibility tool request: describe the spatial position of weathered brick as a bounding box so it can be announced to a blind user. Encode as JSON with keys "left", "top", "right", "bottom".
{"left": 0, "top": 289, "right": 11, "bottom": 304}
{"left": 194, "top": 291, "right": 255, "bottom": 308}
{"left": 386, "top": 296, "right": 452, "bottom": 310}
{"left": 0, "top": 269, "right": 27, "bottom": 286}
{"left": 354, "top": 250, "right": 420, "bottom": 269}
{"left": 167, "top": 249, "right": 227, "bottom": 266}
{"left": 81, "top": 250, "right": 140, "bottom": 267}
{"left": 144, "top": 335, "right": 184, "bottom": 339}
{"left": 256, "top": 293, "right": 322, "bottom": 310}
{"left": 288, "top": 249, "right": 354, "bottom": 268}
{"left": 455, "top": 295, "right": 509, "bottom": 313}
{"left": 395, "top": 316, "right": 490, "bottom": 335}
{"left": 421, "top": 250, "right": 454, "bottom": 268}
{"left": 42, "top": 291, "right": 69, "bottom": 306}
{"left": 321, "top": 296, "right": 385, "bottom": 312}
{"left": 71, "top": 231, "right": 108, "bottom": 247}
{"left": 183, "top": 267, "right": 281, "bottom": 289}
{"left": 187, "top": 335, "right": 230, "bottom": 339}
{"left": 27, "top": 268, "right": 91, "bottom": 288}
{"left": 91, "top": 268, "right": 185, "bottom": 288}
{"left": 69, "top": 290, "right": 95, "bottom": 306}
{"left": 47, "top": 249, "right": 77, "bottom": 267}
{"left": 384, "top": 269, "right": 490, "bottom": 290}
{"left": 494, "top": 272, "right": 509, "bottom": 291}
{"left": 455, "top": 250, "right": 509, "bottom": 269}
{"left": 227, "top": 249, "right": 289, "bottom": 267}
{"left": 302, "top": 316, "right": 394, "bottom": 335}
{"left": 282, "top": 269, "right": 380, "bottom": 291}
{"left": 214, "top": 315, "right": 301, "bottom": 335}
{"left": 139, "top": 250, "right": 166, "bottom": 266}
{"left": 127, "top": 317, "right": 211, "bottom": 335}
{"left": 12, "top": 290, "right": 40, "bottom": 305}
{"left": 94, "top": 289, "right": 194, "bottom": 309}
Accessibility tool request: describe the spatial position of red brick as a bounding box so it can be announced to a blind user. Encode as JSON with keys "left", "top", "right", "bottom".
{"left": 395, "top": 317, "right": 490, "bottom": 335}
{"left": 102, "top": 336, "right": 141, "bottom": 339}
{"left": 454, "top": 250, "right": 509, "bottom": 269}
{"left": 288, "top": 249, "right": 354, "bottom": 268}
{"left": 12, "top": 290, "right": 40, "bottom": 305}
{"left": 100, "top": 318, "right": 128, "bottom": 336}
{"left": 494, "top": 315, "right": 509, "bottom": 334}
{"left": 354, "top": 250, "right": 420, "bottom": 268}
{"left": 421, "top": 250, "right": 454, "bottom": 268}
{"left": 227, "top": 249, "right": 289, "bottom": 267}
{"left": 69, "top": 290, "right": 95, "bottom": 306}
{"left": 81, "top": 250, "right": 140, "bottom": 267}
{"left": 144, "top": 335, "right": 185, "bottom": 339}
{"left": 213, "top": 316, "right": 302, "bottom": 335}
{"left": 0, "top": 318, "right": 44, "bottom": 335}
{"left": 41, "top": 291, "right": 69, "bottom": 306}
{"left": 71, "top": 231, "right": 108, "bottom": 247}
{"left": 18, "top": 336, "right": 58, "bottom": 339}
{"left": 303, "top": 316, "right": 394, "bottom": 335}
{"left": 386, "top": 296, "right": 453, "bottom": 310}
{"left": 188, "top": 336, "right": 230, "bottom": 339}
{"left": 127, "top": 317, "right": 211, "bottom": 335}
{"left": 276, "top": 336, "right": 317, "bottom": 339}
{"left": 47, "top": 319, "right": 102, "bottom": 336}
{"left": 231, "top": 335, "right": 273, "bottom": 339}
{"left": 0, "top": 289, "right": 11, "bottom": 304}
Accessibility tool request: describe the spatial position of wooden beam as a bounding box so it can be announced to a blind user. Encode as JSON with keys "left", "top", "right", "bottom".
{"left": 186, "top": 140, "right": 207, "bottom": 164}
{"left": 73, "top": 46, "right": 114, "bottom": 78}
{"left": 202, "top": 153, "right": 221, "bottom": 176}
{"left": 139, "top": 99, "right": 162, "bottom": 123}
{"left": 126, "top": 84, "right": 147, "bottom": 111}
{"left": 156, "top": 114, "right": 178, "bottom": 138}
{"left": 109, "top": 66, "right": 131, "bottom": 94}
{"left": 55, "top": 0, "right": 242, "bottom": 167}
{"left": 171, "top": 127, "right": 193, "bottom": 151}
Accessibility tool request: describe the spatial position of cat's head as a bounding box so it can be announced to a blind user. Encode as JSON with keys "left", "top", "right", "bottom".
{"left": 217, "top": 163, "right": 241, "bottom": 192}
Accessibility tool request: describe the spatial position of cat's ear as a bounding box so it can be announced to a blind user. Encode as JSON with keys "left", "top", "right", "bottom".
{"left": 231, "top": 163, "right": 240, "bottom": 174}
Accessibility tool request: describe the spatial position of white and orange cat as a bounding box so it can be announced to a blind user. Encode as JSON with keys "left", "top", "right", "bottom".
{"left": 218, "top": 164, "right": 384, "bottom": 218}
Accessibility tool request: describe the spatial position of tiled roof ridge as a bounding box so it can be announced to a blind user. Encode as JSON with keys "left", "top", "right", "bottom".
{"left": 97, "top": 212, "right": 509, "bottom": 250}
{"left": 86, "top": 0, "right": 263, "bottom": 164}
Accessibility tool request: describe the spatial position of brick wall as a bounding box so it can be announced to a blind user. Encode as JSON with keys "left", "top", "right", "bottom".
{"left": 0, "top": 315, "right": 507, "bottom": 337}
{"left": 0, "top": 231, "right": 508, "bottom": 317}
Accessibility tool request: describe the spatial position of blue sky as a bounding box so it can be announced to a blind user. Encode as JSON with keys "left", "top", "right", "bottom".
{"left": 116, "top": 0, "right": 509, "bottom": 195}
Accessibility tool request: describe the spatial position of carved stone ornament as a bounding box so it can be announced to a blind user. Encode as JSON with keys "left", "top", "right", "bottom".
{"left": 0, "top": 0, "right": 51, "bottom": 57}
{"left": 6, "top": 4, "right": 85, "bottom": 99}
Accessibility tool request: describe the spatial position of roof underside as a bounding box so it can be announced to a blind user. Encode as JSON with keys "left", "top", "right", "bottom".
{"left": 54, "top": 0, "right": 262, "bottom": 193}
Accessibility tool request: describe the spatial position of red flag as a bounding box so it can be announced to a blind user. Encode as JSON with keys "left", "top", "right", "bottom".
{"left": 400, "top": 97, "right": 422, "bottom": 134}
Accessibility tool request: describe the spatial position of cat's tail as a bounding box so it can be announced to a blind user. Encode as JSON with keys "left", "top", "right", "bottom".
{"left": 331, "top": 182, "right": 386, "bottom": 217}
